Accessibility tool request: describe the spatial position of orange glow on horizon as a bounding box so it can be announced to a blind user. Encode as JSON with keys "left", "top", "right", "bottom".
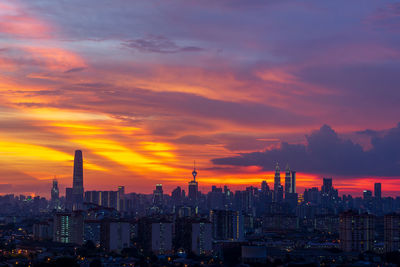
{"left": 0, "top": 0, "right": 399, "bottom": 198}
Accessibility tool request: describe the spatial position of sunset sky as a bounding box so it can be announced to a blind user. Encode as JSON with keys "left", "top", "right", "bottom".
{"left": 1, "top": 0, "right": 400, "bottom": 197}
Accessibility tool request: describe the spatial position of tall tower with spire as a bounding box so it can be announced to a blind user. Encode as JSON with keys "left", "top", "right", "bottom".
{"left": 51, "top": 179, "right": 59, "bottom": 202}
{"left": 285, "top": 164, "right": 292, "bottom": 194}
{"left": 51, "top": 178, "right": 60, "bottom": 210}
{"left": 72, "top": 150, "right": 84, "bottom": 210}
{"left": 188, "top": 161, "right": 198, "bottom": 204}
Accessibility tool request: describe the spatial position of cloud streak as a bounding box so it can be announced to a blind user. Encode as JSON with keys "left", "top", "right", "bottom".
{"left": 123, "top": 35, "right": 204, "bottom": 54}
{"left": 1, "top": 0, "right": 400, "bottom": 196}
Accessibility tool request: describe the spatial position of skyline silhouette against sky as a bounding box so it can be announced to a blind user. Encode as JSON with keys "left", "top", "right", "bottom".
{"left": 1, "top": 0, "right": 400, "bottom": 196}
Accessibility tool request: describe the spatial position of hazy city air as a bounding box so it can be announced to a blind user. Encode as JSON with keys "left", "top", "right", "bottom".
{"left": 1, "top": 0, "right": 400, "bottom": 266}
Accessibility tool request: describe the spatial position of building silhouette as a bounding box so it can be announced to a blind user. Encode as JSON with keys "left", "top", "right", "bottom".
{"left": 209, "top": 209, "right": 243, "bottom": 241}
{"left": 65, "top": 187, "right": 73, "bottom": 210}
{"left": 153, "top": 184, "right": 164, "bottom": 206}
{"left": 375, "top": 183, "right": 382, "bottom": 199}
{"left": 291, "top": 170, "right": 296, "bottom": 193}
{"left": 339, "top": 211, "right": 375, "bottom": 252}
{"left": 53, "top": 211, "right": 84, "bottom": 245}
{"left": 273, "top": 162, "right": 284, "bottom": 202}
{"left": 384, "top": 213, "right": 400, "bottom": 253}
{"left": 284, "top": 164, "right": 291, "bottom": 194}
{"left": 50, "top": 179, "right": 60, "bottom": 210}
{"left": 188, "top": 163, "right": 198, "bottom": 204}
{"left": 72, "top": 150, "right": 84, "bottom": 210}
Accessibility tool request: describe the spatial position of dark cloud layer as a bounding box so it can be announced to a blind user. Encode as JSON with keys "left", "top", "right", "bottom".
{"left": 212, "top": 123, "right": 400, "bottom": 177}
{"left": 123, "top": 35, "right": 203, "bottom": 54}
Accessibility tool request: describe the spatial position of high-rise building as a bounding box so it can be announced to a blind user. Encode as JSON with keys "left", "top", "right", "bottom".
{"left": 207, "top": 186, "right": 224, "bottom": 210}
{"left": 322, "top": 178, "right": 332, "bottom": 193}
{"left": 261, "top": 181, "right": 269, "bottom": 192}
{"left": 276, "top": 185, "right": 284, "bottom": 203}
{"left": 101, "top": 221, "right": 130, "bottom": 252}
{"left": 274, "top": 162, "right": 281, "bottom": 192}
{"left": 72, "top": 150, "right": 84, "bottom": 210}
{"left": 118, "top": 186, "right": 125, "bottom": 196}
{"left": 363, "top": 190, "right": 373, "bottom": 211}
{"left": 374, "top": 183, "right": 382, "bottom": 199}
{"left": 51, "top": 179, "right": 60, "bottom": 210}
{"left": 85, "top": 189, "right": 123, "bottom": 210}
{"left": 51, "top": 179, "right": 59, "bottom": 202}
{"left": 65, "top": 187, "right": 73, "bottom": 211}
{"left": 33, "top": 220, "right": 53, "bottom": 241}
{"left": 384, "top": 213, "right": 400, "bottom": 253}
{"left": 321, "top": 177, "right": 339, "bottom": 210}
{"left": 291, "top": 171, "right": 296, "bottom": 194}
{"left": 151, "top": 221, "right": 173, "bottom": 255}
{"left": 304, "top": 187, "right": 320, "bottom": 204}
{"left": 339, "top": 211, "right": 375, "bottom": 252}
{"left": 137, "top": 218, "right": 173, "bottom": 255}
{"left": 85, "top": 191, "right": 101, "bottom": 206}
{"left": 171, "top": 186, "right": 182, "bottom": 206}
{"left": 191, "top": 222, "right": 212, "bottom": 255}
{"left": 209, "top": 210, "right": 243, "bottom": 241}
{"left": 53, "top": 211, "right": 84, "bottom": 245}
{"left": 102, "top": 191, "right": 119, "bottom": 209}
{"left": 174, "top": 218, "right": 212, "bottom": 256}
{"left": 285, "top": 164, "right": 291, "bottom": 194}
{"left": 117, "top": 186, "right": 125, "bottom": 212}
{"left": 274, "top": 162, "right": 281, "bottom": 202}
{"left": 153, "top": 184, "right": 164, "bottom": 206}
{"left": 363, "top": 190, "right": 372, "bottom": 199}
{"left": 188, "top": 164, "right": 198, "bottom": 204}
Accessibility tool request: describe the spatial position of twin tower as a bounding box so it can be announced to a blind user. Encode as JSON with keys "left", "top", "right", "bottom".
{"left": 274, "top": 162, "right": 296, "bottom": 194}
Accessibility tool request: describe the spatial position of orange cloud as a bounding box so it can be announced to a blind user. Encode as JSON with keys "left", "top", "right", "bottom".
{"left": 22, "top": 46, "right": 86, "bottom": 72}
{"left": 0, "top": 2, "right": 51, "bottom": 38}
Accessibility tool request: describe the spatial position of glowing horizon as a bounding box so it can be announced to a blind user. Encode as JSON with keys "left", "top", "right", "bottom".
{"left": 1, "top": 0, "right": 400, "bottom": 197}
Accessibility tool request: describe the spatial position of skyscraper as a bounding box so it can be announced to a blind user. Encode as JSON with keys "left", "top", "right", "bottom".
{"left": 51, "top": 179, "right": 60, "bottom": 210}
{"left": 274, "top": 162, "right": 281, "bottom": 192}
{"left": 363, "top": 190, "right": 373, "bottom": 211}
{"left": 321, "top": 177, "right": 338, "bottom": 210}
{"left": 117, "top": 186, "right": 125, "bottom": 212}
{"left": 261, "top": 181, "right": 269, "bottom": 192}
{"left": 384, "top": 213, "right": 400, "bottom": 253}
{"left": 153, "top": 184, "right": 164, "bottom": 206}
{"left": 321, "top": 178, "right": 332, "bottom": 193}
{"left": 291, "top": 171, "right": 296, "bottom": 194}
{"left": 53, "top": 211, "right": 84, "bottom": 245}
{"left": 51, "top": 179, "right": 59, "bottom": 202}
{"left": 374, "top": 183, "right": 382, "bottom": 199}
{"left": 171, "top": 186, "right": 182, "bottom": 206}
{"left": 65, "top": 187, "right": 73, "bottom": 211}
{"left": 210, "top": 210, "right": 243, "bottom": 241}
{"left": 274, "top": 162, "right": 282, "bottom": 202}
{"left": 72, "top": 150, "right": 84, "bottom": 210}
{"left": 284, "top": 164, "right": 291, "bottom": 194}
{"left": 339, "top": 211, "right": 375, "bottom": 252}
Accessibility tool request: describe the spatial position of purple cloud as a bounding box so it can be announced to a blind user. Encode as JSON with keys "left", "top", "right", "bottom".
{"left": 212, "top": 123, "right": 400, "bottom": 177}
{"left": 123, "top": 35, "right": 203, "bottom": 54}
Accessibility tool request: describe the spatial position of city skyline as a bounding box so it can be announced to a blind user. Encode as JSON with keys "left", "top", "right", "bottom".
{"left": 2, "top": 1, "right": 400, "bottom": 266}
{"left": 6, "top": 149, "right": 399, "bottom": 199}
{"left": 1, "top": 0, "right": 400, "bottom": 197}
